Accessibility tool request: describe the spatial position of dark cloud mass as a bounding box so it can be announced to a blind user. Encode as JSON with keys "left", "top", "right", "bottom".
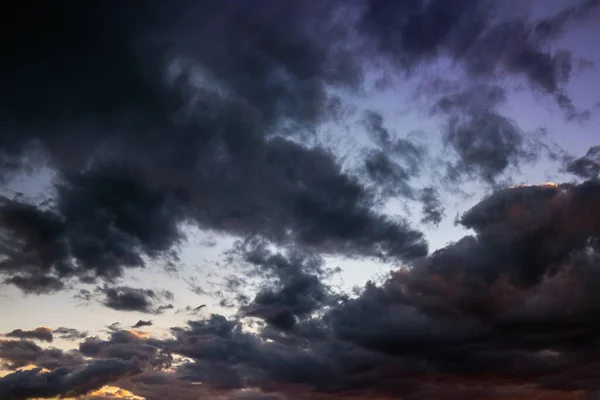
{"left": 98, "top": 286, "right": 174, "bottom": 314}
{"left": 566, "top": 145, "right": 600, "bottom": 180}
{"left": 0, "top": 0, "right": 439, "bottom": 293}
{"left": 4, "top": 328, "right": 53, "bottom": 343}
{"left": 0, "top": 0, "right": 592, "bottom": 292}
{"left": 79, "top": 330, "right": 171, "bottom": 370}
{"left": 152, "top": 181, "right": 600, "bottom": 398}
{"left": 0, "top": 0, "right": 599, "bottom": 399}
{"left": 0, "top": 358, "right": 142, "bottom": 400}
{"left": 234, "top": 240, "right": 342, "bottom": 331}
{"left": 0, "top": 339, "right": 83, "bottom": 371}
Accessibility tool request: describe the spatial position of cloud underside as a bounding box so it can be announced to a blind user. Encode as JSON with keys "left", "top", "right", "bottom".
{"left": 0, "top": 0, "right": 594, "bottom": 294}
{"left": 0, "top": 0, "right": 599, "bottom": 398}
{"left": 2, "top": 181, "right": 600, "bottom": 398}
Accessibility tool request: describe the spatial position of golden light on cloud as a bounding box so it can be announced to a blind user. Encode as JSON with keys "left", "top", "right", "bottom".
{"left": 508, "top": 181, "right": 559, "bottom": 189}
{"left": 126, "top": 329, "right": 150, "bottom": 339}
{"left": 0, "top": 364, "right": 52, "bottom": 379}
{"left": 88, "top": 385, "right": 145, "bottom": 399}
{"left": 17, "top": 364, "right": 51, "bottom": 373}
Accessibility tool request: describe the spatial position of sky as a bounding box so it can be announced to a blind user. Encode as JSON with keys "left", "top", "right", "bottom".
{"left": 1, "top": 0, "right": 600, "bottom": 399}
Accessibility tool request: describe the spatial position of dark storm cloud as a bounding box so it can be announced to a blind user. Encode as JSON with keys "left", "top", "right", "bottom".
{"left": 401, "top": 181, "right": 600, "bottom": 302}
{"left": 0, "top": 358, "right": 143, "bottom": 400}
{"left": 0, "top": 165, "right": 186, "bottom": 293}
{"left": 119, "top": 371, "right": 218, "bottom": 400}
{"left": 1, "top": 0, "right": 599, "bottom": 398}
{"left": 2, "top": 274, "right": 65, "bottom": 295}
{"left": 132, "top": 320, "right": 153, "bottom": 329}
{"left": 143, "top": 180, "right": 600, "bottom": 398}
{"left": 232, "top": 240, "right": 342, "bottom": 331}
{"left": 4, "top": 327, "right": 53, "bottom": 343}
{"left": 0, "top": 0, "right": 592, "bottom": 294}
{"left": 98, "top": 286, "right": 174, "bottom": 314}
{"left": 79, "top": 330, "right": 171, "bottom": 370}
{"left": 3, "top": 181, "right": 600, "bottom": 400}
{"left": 0, "top": 339, "right": 83, "bottom": 370}
{"left": 168, "top": 315, "right": 356, "bottom": 392}
{"left": 565, "top": 145, "right": 600, "bottom": 180}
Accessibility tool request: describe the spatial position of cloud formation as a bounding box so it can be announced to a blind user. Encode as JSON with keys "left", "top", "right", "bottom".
{"left": 153, "top": 181, "right": 600, "bottom": 398}
{"left": 79, "top": 330, "right": 171, "bottom": 370}
{"left": 4, "top": 327, "right": 53, "bottom": 343}
{"left": 54, "top": 327, "right": 88, "bottom": 341}
{"left": 98, "top": 286, "right": 174, "bottom": 315}
{"left": 0, "top": 0, "right": 599, "bottom": 398}
{"left": 132, "top": 320, "right": 153, "bottom": 329}
{"left": 0, "top": 339, "right": 83, "bottom": 371}
{"left": 1, "top": 0, "right": 594, "bottom": 294}
{"left": 0, "top": 358, "right": 142, "bottom": 400}
{"left": 566, "top": 146, "right": 600, "bottom": 180}
{"left": 3, "top": 180, "right": 600, "bottom": 397}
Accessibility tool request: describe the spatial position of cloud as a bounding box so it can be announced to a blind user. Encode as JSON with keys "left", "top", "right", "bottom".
{"left": 442, "top": 111, "right": 539, "bottom": 185}
{"left": 98, "top": 286, "right": 174, "bottom": 314}
{"left": 54, "top": 327, "right": 88, "bottom": 341}
{"left": 0, "top": 358, "right": 143, "bottom": 400}
{"left": 419, "top": 187, "right": 445, "bottom": 226}
{"left": 233, "top": 240, "right": 343, "bottom": 331}
{"left": 0, "top": 339, "right": 83, "bottom": 370}
{"left": 132, "top": 320, "right": 153, "bottom": 329}
{"left": 3, "top": 180, "right": 600, "bottom": 397}
{"left": 142, "top": 181, "right": 600, "bottom": 398}
{"left": 0, "top": 0, "right": 599, "bottom": 398}
{"left": 4, "top": 327, "right": 53, "bottom": 343}
{"left": 2, "top": 274, "right": 65, "bottom": 295}
{"left": 359, "top": 0, "right": 596, "bottom": 118}
{"left": 79, "top": 330, "right": 171, "bottom": 370}
{"left": 565, "top": 145, "right": 600, "bottom": 180}
{"left": 1, "top": 0, "right": 594, "bottom": 293}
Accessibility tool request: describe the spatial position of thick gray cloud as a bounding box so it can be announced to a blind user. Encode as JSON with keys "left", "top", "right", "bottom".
{"left": 0, "top": 0, "right": 594, "bottom": 294}
{"left": 4, "top": 327, "right": 53, "bottom": 343}
{"left": 5, "top": 178, "right": 600, "bottom": 399}
{"left": 0, "top": 0, "right": 431, "bottom": 296}
{"left": 566, "top": 145, "right": 600, "bottom": 180}
{"left": 153, "top": 181, "right": 600, "bottom": 398}
{"left": 0, "top": 0, "right": 599, "bottom": 399}
{"left": 232, "top": 240, "right": 343, "bottom": 331}
{"left": 97, "top": 286, "right": 174, "bottom": 314}
{"left": 0, "top": 358, "right": 142, "bottom": 400}
{"left": 0, "top": 339, "right": 83, "bottom": 370}
{"left": 79, "top": 330, "right": 171, "bottom": 370}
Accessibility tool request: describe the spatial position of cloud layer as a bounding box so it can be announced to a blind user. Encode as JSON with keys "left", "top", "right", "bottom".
{"left": 1, "top": 0, "right": 593, "bottom": 293}
{"left": 0, "top": 0, "right": 599, "bottom": 398}
{"left": 3, "top": 181, "right": 600, "bottom": 398}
